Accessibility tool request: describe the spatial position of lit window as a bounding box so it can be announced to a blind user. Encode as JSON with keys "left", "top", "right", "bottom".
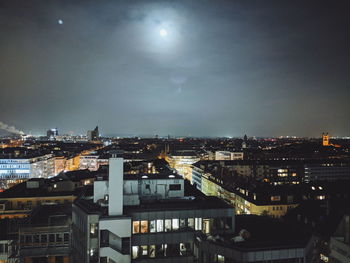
{"left": 172, "top": 219, "right": 179, "bottom": 230}
{"left": 188, "top": 218, "right": 194, "bottom": 229}
{"left": 149, "top": 245, "right": 155, "bottom": 258}
{"left": 195, "top": 218, "right": 202, "bottom": 231}
{"left": 165, "top": 219, "right": 171, "bottom": 232}
{"left": 156, "top": 220, "right": 163, "bottom": 232}
{"left": 140, "top": 245, "right": 148, "bottom": 256}
{"left": 271, "top": 196, "right": 281, "bottom": 201}
{"left": 140, "top": 221, "right": 148, "bottom": 233}
{"left": 150, "top": 220, "right": 156, "bottom": 233}
{"left": 217, "top": 254, "right": 225, "bottom": 263}
{"left": 90, "top": 223, "right": 98, "bottom": 238}
{"left": 133, "top": 221, "right": 140, "bottom": 234}
{"left": 132, "top": 246, "right": 139, "bottom": 259}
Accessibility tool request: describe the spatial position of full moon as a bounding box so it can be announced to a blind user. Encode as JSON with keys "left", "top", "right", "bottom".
{"left": 159, "top": 29, "right": 168, "bottom": 37}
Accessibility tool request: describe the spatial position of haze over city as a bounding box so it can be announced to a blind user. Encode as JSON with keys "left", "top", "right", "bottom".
{"left": 1, "top": 0, "right": 350, "bottom": 137}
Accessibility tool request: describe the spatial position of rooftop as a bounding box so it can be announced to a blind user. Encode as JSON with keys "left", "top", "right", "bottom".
{"left": 201, "top": 215, "right": 312, "bottom": 251}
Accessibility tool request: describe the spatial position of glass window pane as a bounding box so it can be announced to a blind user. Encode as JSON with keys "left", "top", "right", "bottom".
{"left": 149, "top": 245, "right": 155, "bottom": 258}
{"left": 40, "top": 234, "right": 47, "bottom": 243}
{"left": 150, "top": 220, "right": 156, "bottom": 233}
{"left": 132, "top": 246, "right": 139, "bottom": 259}
{"left": 140, "top": 221, "right": 148, "bottom": 233}
{"left": 195, "top": 218, "right": 202, "bottom": 231}
{"left": 165, "top": 219, "right": 171, "bottom": 232}
{"left": 180, "top": 219, "right": 186, "bottom": 229}
{"left": 172, "top": 219, "right": 179, "bottom": 230}
{"left": 188, "top": 218, "right": 194, "bottom": 229}
{"left": 141, "top": 245, "right": 148, "bottom": 256}
{"left": 156, "top": 219, "right": 163, "bottom": 232}
{"left": 49, "top": 234, "right": 55, "bottom": 242}
{"left": 133, "top": 221, "right": 140, "bottom": 234}
{"left": 90, "top": 223, "right": 98, "bottom": 238}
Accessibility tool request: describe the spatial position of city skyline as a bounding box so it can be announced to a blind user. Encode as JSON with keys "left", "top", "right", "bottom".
{"left": 1, "top": 0, "right": 350, "bottom": 137}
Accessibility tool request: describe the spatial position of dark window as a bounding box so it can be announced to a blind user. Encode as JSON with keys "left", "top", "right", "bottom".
{"left": 145, "top": 184, "right": 150, "bottom": 189}
{"left": 56, "top": 256, "right": 63, "bottom": 263}
{"left": 32, "top": 257, "right": 48, "bottom": 263}
{"left": 49, "top": 234, "right": 55, "bottom": 242}
{"left": 122, "top": 237, "right": 130, "bottom": 254}
{"left": 33, "top": 235, "right": 39, "bottom": 243}
{"left": 25, "top": 235, "right": 32, "bottom": 244}
{"left": 63, "top": 233, "right": 69, "bottom": 243}
{"left": 100, "top": 230, "right": 109, "bottom": 247}
{"left": 56, "top": 234, "right": 63, "bottom": 242}
{"left": 169, "top": 184, "right": 181, "bottom": 191}
{"left": 100, "top": 257, "right": 107, "bottom": 263}
{"left": 40, "top": 234, "right": 47, "bottom": 243}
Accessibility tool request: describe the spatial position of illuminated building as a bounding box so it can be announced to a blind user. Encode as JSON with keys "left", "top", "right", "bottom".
{"left": 72, "top": 157, "right": 235, "bottom": 263}
{"left": 79, "top": 153, "right": 109, "bottom": 171}
{"left": 214, "top": 151, "right": 243, "bottom": 161}
{"left": 64, "top": 155, "right": 81, "bottom": 171}
{"left": 190, "top": 161, "right": 350, "bottom": 218}
{"left": 322, "top": 132, "right": 330, "bottom": 146}
{"left": 54, "top": 156, "right": 66, "bottom": 175}
{"left": 0, "top": 154, "right": 55, "bottom": 190}
{"left": 165, "top": 151, "right": 200, "bottom": 181}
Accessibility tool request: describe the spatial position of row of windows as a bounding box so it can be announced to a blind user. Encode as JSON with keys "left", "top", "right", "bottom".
{"left": 20, "top": 233, "right": 70, "bottom": 246}
{"left": 15, "top": 199, "right": 71, "bottom": 209}
{"left": 132, "top": 243, "right": 191, "bottom": 259}
{"left": 132, "top": 217, "right": 232, "bottom": 234}
{"left": 0, "top": 164, "right": 30, "bottom": 168}
{"left": 133, "top": 218, "right": 200, "bottom": 234}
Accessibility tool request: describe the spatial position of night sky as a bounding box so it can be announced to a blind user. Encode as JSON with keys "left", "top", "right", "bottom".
{"left": 1, "top": 0, "right": 350, "bottom": 137}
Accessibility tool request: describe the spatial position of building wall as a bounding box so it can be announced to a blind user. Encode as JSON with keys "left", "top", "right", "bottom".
{"left": 130, "top": 207, "right": 234, "bottom": 261}
{"left": 196, "top": 239, "right": 310, "bottom": 263}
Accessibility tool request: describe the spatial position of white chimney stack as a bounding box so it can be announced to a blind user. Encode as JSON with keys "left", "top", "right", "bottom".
{"left": 108, "top": 157, "right": 123, "bottom": 216}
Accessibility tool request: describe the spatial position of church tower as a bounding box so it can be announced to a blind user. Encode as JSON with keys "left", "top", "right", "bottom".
{"left": 322, "top": 132, "right": 329, "bottom": 146}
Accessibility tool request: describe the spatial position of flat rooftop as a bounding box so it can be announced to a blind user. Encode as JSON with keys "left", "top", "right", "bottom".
{"left": 203, "top": 215, "right": 312, "bottom": 251}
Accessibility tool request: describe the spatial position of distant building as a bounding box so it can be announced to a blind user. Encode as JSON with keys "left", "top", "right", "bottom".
{"left": 0, "top": 154, "right": 55, "bottom": 190}
{"left": 165, "top": 151, "right": 200, "bottom": 181}
{"left": 47, "top": 128, "right": 58, "bottom": 140}
{"left": 215, "top": 151, "right": 243, "bottom": 161}
{"left": 87, "top": 126, "right": 99, "bottom": 141}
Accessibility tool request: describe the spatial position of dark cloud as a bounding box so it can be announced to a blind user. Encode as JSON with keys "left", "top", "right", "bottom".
{"left": 1, "top": 0, "right": 350, "bottom": 137}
